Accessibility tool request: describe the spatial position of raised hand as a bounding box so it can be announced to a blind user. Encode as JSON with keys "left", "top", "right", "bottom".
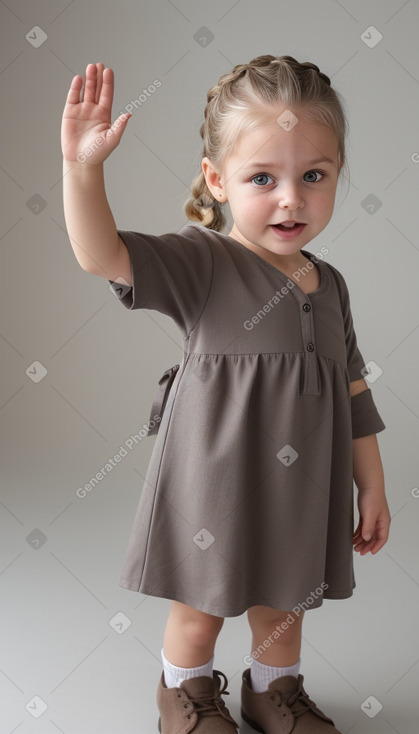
{"left": 61, "top": 63, "right": 131, "bottom": 165}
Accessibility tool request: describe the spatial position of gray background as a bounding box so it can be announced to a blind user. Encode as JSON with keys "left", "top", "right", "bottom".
{"left": 1, "top": 0, "right": 418, "bottom": 732}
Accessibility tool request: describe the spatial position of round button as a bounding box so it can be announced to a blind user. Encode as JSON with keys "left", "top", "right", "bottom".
{"left": 302, "top": 303, "right": 311, "bottom": 312}
{"left": 307, "top": 342, "right": 315, "bottom": 352}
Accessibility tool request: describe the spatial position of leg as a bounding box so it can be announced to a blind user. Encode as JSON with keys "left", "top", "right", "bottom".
{"left": 163, "top": 600, "right": 224, "bottom": 668}
{"left": 247, "top": 605, "right": 304, "bottom": 666}
{"left": 158, "top": 602, "right": 239, "bottom": 731}
{"left": 242, "top": 607, "right": 340, "bottom": 732}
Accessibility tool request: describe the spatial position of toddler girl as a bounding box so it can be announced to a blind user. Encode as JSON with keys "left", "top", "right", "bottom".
{"left": 61, "top": 54, "right": 391, "bottom": 733}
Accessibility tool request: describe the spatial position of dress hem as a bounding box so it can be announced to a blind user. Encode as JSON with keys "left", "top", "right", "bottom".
{"left": 118, "top": 578, "right": 355, "bottom": 617}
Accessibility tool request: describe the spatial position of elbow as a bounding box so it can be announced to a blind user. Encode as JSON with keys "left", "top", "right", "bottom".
{"left": 76, "top": 257, "right": 104, "bottom": 276}
{"left": 69, "top": 247, "right": 101, "bottom": 274}
{"left": 80, "top": 262, "right": 100, "bottom": 275}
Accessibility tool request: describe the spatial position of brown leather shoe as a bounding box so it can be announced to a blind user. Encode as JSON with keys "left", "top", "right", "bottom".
{"left": 157, "top": 669, "right": 239, "bottom": 733}
{"left": 241, "top": 668, "right": 342, "bottom": 733}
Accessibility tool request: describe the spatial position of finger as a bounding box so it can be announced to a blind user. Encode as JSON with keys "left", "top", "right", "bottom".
{"left": 105, "top": 112, "right": 132, "bottom": 144}
{"left": 354, "top": 541, "right": 373, "bottom": 555}
{"left": 99, "top": 67, "right": 114, "bottom": 114}
{"left": 360, "top": 518, "right": 376, "bottom": 542}
{"left": 84, "top": 63, "right": 97, "bottom": 104}
{"left": 353, "top": 533, "right": 373, "bottom": 548}
{"left": 353, "top": 538, "right": 367, "bottom": 552}
{"left": 354, "top": 534, "right": 378, "bottom": 554}
{"left": 95, "top": 62, "right": 104, "bottom": 105}
{"left": 362, "top": 531, "right": 374, "bottom": 542}
{"left": 352, "top": 524, "right": 363, "bottom": 542}
{"left": 370, "top": 538, "right": 387, "bottom": 554}
{"left": 370, "top": 526, "right": 390, "bottom": 554}
{"left": 66, "top": 75, "right": 83, "bottom": 105}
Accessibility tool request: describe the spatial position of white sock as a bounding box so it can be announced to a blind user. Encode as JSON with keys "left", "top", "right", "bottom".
{"left": 161, "top": 648, "right": 214, "bottom": 689}
{"left": 250, "top": 657, "right": 301, "bottom": 693}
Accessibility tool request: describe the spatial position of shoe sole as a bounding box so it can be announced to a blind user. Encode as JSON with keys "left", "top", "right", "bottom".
{"left": 241, "top": 707, "right": 266, "bottom": 733}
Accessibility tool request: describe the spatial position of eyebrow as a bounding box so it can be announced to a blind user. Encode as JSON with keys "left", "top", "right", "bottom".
{"left": 243, "top": 157, "right": 336, "bottom": 169}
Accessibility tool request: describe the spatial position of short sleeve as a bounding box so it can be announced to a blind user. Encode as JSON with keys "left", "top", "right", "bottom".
{"left": 108, "top": 225, "right": 213, "bottom": 336}
{"left": 328, "top": 265, "right": 386, "bottom": 438}
{"left": 329, "top": 265, "right": 368, "bottom": 382}
{"left": 351, "top": 388, "right": 385, "bottom": 439}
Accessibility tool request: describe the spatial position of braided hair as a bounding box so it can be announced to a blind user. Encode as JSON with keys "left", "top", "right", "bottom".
{"left": 184, "top": 54, "right": 348, "bottom": 231}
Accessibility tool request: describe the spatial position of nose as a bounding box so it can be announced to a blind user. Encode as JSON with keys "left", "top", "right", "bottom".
{"left": 277, "top": 180, "right": 304, "bottom": 211}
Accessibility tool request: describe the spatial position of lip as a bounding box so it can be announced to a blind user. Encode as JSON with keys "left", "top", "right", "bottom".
{"left": 271, "top": 223, "right": 307, "bottom": 240}
{"left": 276, "top": 220, "right": 306, "bottom": 225}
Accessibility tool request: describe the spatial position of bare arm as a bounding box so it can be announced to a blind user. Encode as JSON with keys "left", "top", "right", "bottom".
{"left": 63, "top": 159, "right": 131, "bottom": 283}
{"left": 348, "top": 377, "right": 390, "bottom": 554}
{"left": 61, "top": 63, "right": 132, "bottom": 283}
{"left": 352, "top": 430, "right": 390, "bottom": 555}
{"left": 353, "top": 433, "right": 385, "bottom": 494}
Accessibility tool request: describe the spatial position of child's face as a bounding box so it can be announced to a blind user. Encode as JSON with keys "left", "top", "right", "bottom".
{"left": 202, "top": 107, "right": 341, "bottom": 262}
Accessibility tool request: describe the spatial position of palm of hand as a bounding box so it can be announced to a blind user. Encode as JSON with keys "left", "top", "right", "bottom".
{"left": 61, "top": 63, "right": 130, "bottom": 165}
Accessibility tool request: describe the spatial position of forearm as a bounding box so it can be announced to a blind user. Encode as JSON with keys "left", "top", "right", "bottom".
{"left": 62, "top": 159, "right": 119, "bottom": 274}
{"left": 352, "top": 433, "right": 385, "bottom": 493}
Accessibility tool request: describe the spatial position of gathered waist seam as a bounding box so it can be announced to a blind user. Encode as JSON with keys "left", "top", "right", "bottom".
{"left": 186, "top": 350, "right": 348, "bottom": 370}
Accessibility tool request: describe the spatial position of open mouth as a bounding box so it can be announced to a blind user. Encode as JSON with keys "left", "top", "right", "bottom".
{"left": 274, "top": 223, "right": 302, "bottom": 230}
{"left": 271, "top": 222, "right": 306, "bottom": 239}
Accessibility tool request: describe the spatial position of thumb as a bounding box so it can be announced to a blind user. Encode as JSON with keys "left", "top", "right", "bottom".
{"left": 105, "top": 112, "right": 132, "bottom": 146}
{"left": 361, "top": 518, "right": 375, "bottom": 542}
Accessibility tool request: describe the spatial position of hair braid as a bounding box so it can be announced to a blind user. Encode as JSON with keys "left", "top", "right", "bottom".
{"left": 184, "top": 54, "right": 347, "bottom": 231}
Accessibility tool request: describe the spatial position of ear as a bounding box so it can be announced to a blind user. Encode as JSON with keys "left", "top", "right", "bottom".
{"left": 201, "top": 157, "right": 228, "bottom": 202}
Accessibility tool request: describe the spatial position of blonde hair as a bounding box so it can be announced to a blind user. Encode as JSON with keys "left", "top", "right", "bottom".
{"left": 184, "top": 54, "right": 349, "bottom": 232}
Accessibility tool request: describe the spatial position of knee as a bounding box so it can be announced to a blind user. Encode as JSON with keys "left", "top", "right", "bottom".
{"left": 247, "top": 605, "right": 304, "bottom": 642}
{"left": 175, "top": 605, "right": 224, "bottom": 648}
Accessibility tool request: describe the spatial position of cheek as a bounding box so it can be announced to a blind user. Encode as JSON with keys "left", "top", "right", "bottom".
{"left": 314, "top": 190, "right": 335, "bottom": 214}
{"left": 243, "top": 197, "right": 267, "bottom": 220}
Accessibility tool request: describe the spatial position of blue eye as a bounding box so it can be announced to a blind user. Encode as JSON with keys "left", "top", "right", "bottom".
{"left": 304, "top": 170, "right": 324, "bottom": 182}
{"left": 252, "top": 174, "right": 274, "bottom": 186}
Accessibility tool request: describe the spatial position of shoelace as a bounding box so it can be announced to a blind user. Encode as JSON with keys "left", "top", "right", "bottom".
{"left": 264, "top": 674, "right": 334, "bottom": 729}
{"left": 280, "top": 675, "right": 329, "bottom": 721}
{"left": 186, "top": 671, "right": 231, "bottom": 718}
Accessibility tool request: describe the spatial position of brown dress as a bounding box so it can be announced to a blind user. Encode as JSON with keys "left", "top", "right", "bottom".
{"left": 109, "top": 223, "right": 385, "bottom": 617}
